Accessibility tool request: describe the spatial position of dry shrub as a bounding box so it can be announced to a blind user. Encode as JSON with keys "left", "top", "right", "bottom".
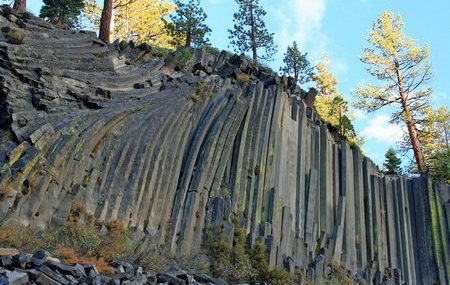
{"left": 0, "top": 181, "right": 14, "bottom": 201}
{"left": 0, "top": 220, "right": 46, "bottom": 253}
{"left": 57, "top": 246, "right": 115, "bottom": 276}
{"left": 0, "top": 218, "right": 209, "bottom": 276}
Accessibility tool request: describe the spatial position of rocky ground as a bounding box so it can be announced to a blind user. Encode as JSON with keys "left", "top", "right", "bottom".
{"left": 0, "top": 248, "right": 230, "bottom": 285}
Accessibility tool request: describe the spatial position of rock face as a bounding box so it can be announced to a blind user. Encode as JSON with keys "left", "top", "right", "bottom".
{"left": 0, "top": 8, "right": 449, "bottom": 285}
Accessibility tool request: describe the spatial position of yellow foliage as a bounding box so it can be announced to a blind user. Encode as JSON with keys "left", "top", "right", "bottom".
{"left": 313, "top": 57, "right": 338, "bottom": 96}
{"left": 354, "top": 11, "right": 432, "bottom": 115}
{"left": 418, "top": 106, "right": 450, "bottom": 181}
{"left": 420, "top": 107, "right": 450, "bottom": 155}
{"left": 84, "top": 0, "right": 176, "bottom": 48}
{"left": 115, "top": 0, "right": 175, "bottom": 47}
{"left": 315, "top": 94, "right": 341, "bottom": 126}
{"left": 313, "top": 57, "right": 364, "bottom": 148}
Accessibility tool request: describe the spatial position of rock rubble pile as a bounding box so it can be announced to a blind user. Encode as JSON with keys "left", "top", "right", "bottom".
{"left": 0, "top": 248, "right": 227, "bottom": 285}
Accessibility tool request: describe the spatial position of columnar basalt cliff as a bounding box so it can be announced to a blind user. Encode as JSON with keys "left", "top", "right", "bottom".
{"left": 0, "top": 9, "right": 449, "bottom": 285}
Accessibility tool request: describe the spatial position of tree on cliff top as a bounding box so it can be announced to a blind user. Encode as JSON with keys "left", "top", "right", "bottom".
{"left": 383, "top": 147, "right": 402, "bottom": 174}
{"left": 40, "top": 0, "right": 85, "bottom": 28}
{"left": 410, "top": 106, "right": 450, "bottom": 182}
{"left": 313, "top": 57, "right": 364, "bottom": 148}
{"left": 313, "top": 57, "right": 337, "bottom": 96}
{"left": 280, "top": 41, "right": 313, "bottom": 85}
{"left": 167, "top": 0, "right": 211, "bottom": 48}
{"left": 354, "top": 12, "right": 432, "bottom": 174}
{"left": 89, "top": 0, "right": 175, "bottom": 47}
{"left": 228, "top": 0, "right": 277, "bottom": 63}
{"left": 98, "top": 0, "right": 140, "bottom": 43}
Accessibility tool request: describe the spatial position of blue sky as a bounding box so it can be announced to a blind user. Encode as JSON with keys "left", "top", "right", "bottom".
{"left": 26, "top": 0, "right": 450, "bottom": 167}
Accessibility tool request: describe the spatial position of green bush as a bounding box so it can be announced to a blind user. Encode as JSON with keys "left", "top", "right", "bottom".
{"left": 269, "top": 266, "right": 294, "bottom": 285}
{"left": 173, "top": 48, "right": 193, "bottom": 72}
{"left": 206, "top": 219, "right": 293, "bottom": 284}
{"left": 248, "top": 241, "right": 270, "bottom": 282}
{"left": 150, "top": 46, "right": 172, "bottom": 59}
{"left": 191, "top": 80, "right": 213, "bottom": 103}
{"left": 207, "top": 231, "right": 231, "bottom": 279}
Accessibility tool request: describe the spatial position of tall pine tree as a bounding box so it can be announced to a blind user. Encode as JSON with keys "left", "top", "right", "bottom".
{"left": 167, "top": 0, "right": 211, "bottom": 48}
{"left": 355, "top": 12, "right": 432, "bottom": 174}
{"left": 40, "top": 0, "right": 85, "bottom": 28}
{"left": 280, "top": 41, "right": 313, "bottom": 85}
{"left": 384, "top": 147, "right": 402, "bottom": 174}
{"left": 228, "top": 0, "right": 277, "bottom": 63}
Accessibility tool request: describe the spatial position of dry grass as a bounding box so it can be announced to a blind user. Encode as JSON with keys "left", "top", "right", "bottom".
{"left": 57, "top": 246, "right": 115, "bottom": 276}
{"left": 0, "top": 217, "right": 209, "bottom": 276}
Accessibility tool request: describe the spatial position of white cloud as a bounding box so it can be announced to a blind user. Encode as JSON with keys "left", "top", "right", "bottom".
{"left": 276, "top": 0, "right": 328, "bottom": 58}
{"left": 351, "top": 108, "right": 367, "bottom": 121}
{"left": 361, "top": 114, "right": 404, "bottom": 144}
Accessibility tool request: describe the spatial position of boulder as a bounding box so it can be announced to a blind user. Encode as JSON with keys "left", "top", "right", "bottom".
{"left": 5, "top": 270, "right": 29, "bottom": 285}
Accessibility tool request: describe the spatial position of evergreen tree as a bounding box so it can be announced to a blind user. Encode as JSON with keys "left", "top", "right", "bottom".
{"left": 384, "top": 147, "right": 402, "bottom": 174}
{"left": 355, "top": 12, "right": 432, "bottom": 174}
{"left": 228, "top": 0, "right": 277, "bottom": 63}
{"left": 40, "top": 0, "right": 85, "bottom": 28}
{"left": 280, "top": 41, "right": 313, "bottom": 85}
{"left": 13, "top": 0, "right": 26, "bottom": 13}
{"left": 167, "top": 0, "right": 211, "bottom": 48}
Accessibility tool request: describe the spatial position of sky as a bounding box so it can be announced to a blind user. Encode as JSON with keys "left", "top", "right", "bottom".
{"left": 25, "top": 0, "right": 450, "bottom": 168}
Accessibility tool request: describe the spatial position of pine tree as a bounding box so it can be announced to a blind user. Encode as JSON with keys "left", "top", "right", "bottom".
{"left": 280, "top": 41, "right": 313, "bottom": 85}
{"left": 13, "top": 0, "right": 26, "bottom": 13}
{"left": 355, "top": 12, "right": 432, "bottom": 174}
{"left": 167, "top": 0, "right": 211, "bottom": 48}
{"left": 384, "top": 147, "right": 402, "bottom": 174}
{"left": 40, "top": 0, "right": 85, "bottom": 28}
{"left": 228, "top": 0, "right": 277, "bottom": 63}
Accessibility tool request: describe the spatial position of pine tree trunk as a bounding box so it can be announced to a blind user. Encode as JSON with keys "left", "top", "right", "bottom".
{"left": 249, "top": 0, "right": 257, "bottom": 63}
{"left": 185, "top": 30, "right": 191, "bottom": 48}
{"left": 294, "top": 63, "right": 299, "bottom": 83}
{"left": 403, "top": 99, "right": 426, "bottom": 174}
{"left": 13, "top": 0, "right": 26, "bottom": 13}
{"left": 396, "top": 64, "right": 427, "bottom": 174}
{"left": 99, "top": 0, "right": 113, "bottom": 43}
